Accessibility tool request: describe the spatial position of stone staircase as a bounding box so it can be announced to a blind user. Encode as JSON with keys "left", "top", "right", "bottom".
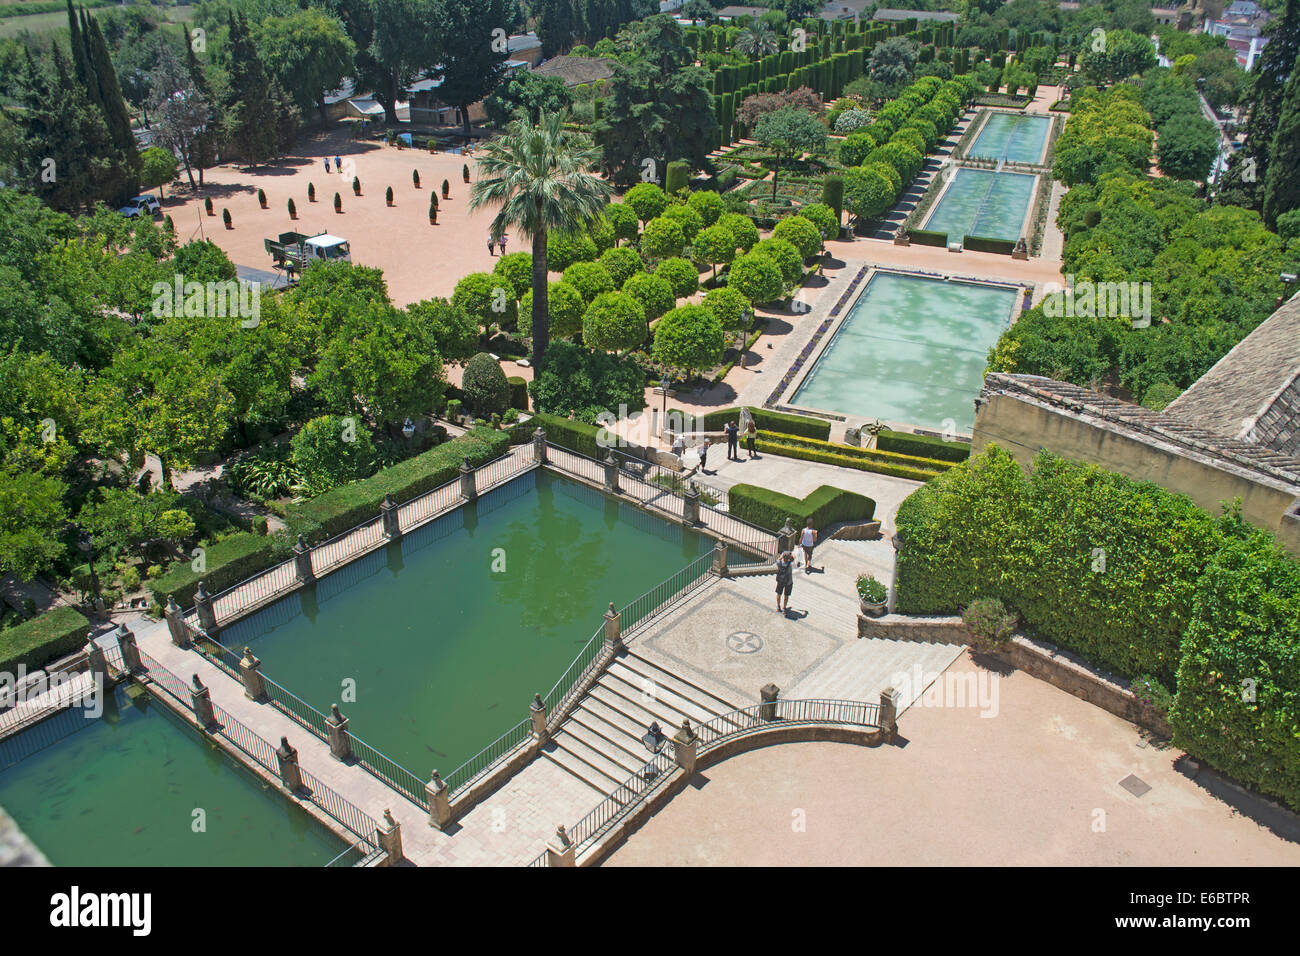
{"left": 789, "top": 637, "right": 963, "bottom": 713}
{"left": 542, "top": 651, "right": 741, "bottom": 794}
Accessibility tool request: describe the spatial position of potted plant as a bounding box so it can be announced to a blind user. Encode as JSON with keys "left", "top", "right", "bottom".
{"left": 413, "top": 169, "right": 421, "bottom": 188}
{"left": 429, "top": 198, "right": 438, "bottom": 224}
{"left": 334, "top": 192, "right": 342, "bottom": 213}
{"left": 308, "top": 181, "right": 316, "bottom": 202}
{"left": 222, "top": 207, "right": 233, "bottom": 229}
{"left": 857, "top": 574, "right": 888, "bottom": 617}
{"left": 385, "top": 186, "right": 394, "bottom": 206}
{"left": 204, "top": 196, "right": 214, "bottom": 216}
{"left": 462, "top": 163, "right": 470, "bottom": 183}
{"left": 257, "top": 187, "right": 267, "bottom": 208}
{"left": 352, "top": 176, "right": 361, "bottom": 196}
{"left": 287, "top": 198, "right": 297, "bottom": 219}
{"left": 442, "top": 178, "right": 450, "bottom": 199}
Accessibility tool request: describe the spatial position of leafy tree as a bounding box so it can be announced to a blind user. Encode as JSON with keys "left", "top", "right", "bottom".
{"left": 582, "top": 290, "right": 647, "bottom": 353}
{"left": 718, "top": 212, "right": 759, "bottom": 252}
{"left": 77, "top": 486, "right": 195, "bottom": 559}
{"left": 0, "top": 465, "right": 68, "bottom": 580}
{"left": 330, "top": 0, "right": 444, "bottom": 126}
{"left": 733, "top": 24, "right": 779, "bottom": 59}
{"left": 623, "top": 182, "right": 670, "bottom": 224}
{"left": 1262, "top": 50, "right": 1300, "bottom": 229}
{"left": 736, "top": 86, "right": 822, "bottom": 127}
{"left": 528, "top": 339, "right": 647, "bottom": 421}
{"left": 434, "top": 0, "right": 514, "bottom": 137}
{"left": 138, "top": 146, "right": 178, "bottom": 201}
{"left": 868, "top": 37, "right": 919, "bottom": 95}
{"left": 701, "top": 285, "right": 751, "bottom": 344}
{"left": 621, "top": 271, "right": 675, "bottom": 321}
{"left": 752, "top": 237, "right": 801, "bottom": 286}
{"left": 492, "top": 252, "right": 535, "bottom": 298}
{"left": 695, "top": 223, "right": 737, "bottom": 281}
{"left": 291, "top": 413, "right": 376, "bottom": 491}
{"left": 660, "top": 204, "right": 704, "bottom": 244}
{"left": 753, "top": 106, "right": 828, "bottom": 201}
{"left": 798, "top": 203, "right": 838, "bottom": 240}
{"left": 1155, "top": 112, "right": 1219, "bottom": 181}
{"left": 595, "top": 58, "right": 719, "bottom": 186}
{"left": 545, "top": 229, "right": 600, "bottom": 271}
{"left": 686, "top": 189, "right": 725, "bottom": 226}
{"left": 147, "top": 44, "right": 216, "bottom": 189}
{"left": 727, "top": 251, "right": 783, "bottom": 304}
{"left": 470, "top": 114, "right": 611, "bottom": 367}
{"left": 461, "top": 352, "right": 512, "bottom": 417}
{"left": 221, "top": 11, "right": 281, "bottom": 166}
{"left": 598, "top": 245, "right": 645, "bottom": 286}
{"left": 604, "top": 201, "right": 641, "bottom": 243}
{"left": 772, "top": 215, "right": 823, "bottom": 260}
{"left": 520, "top": 281, "right": 586, "bottom": 340}
{"left": 562, "top": 260, "right": 617, "bottom": 303}
{"left": 654, "top": 256, "right": 699, "bottom": 298}
{"left": 485, "top": 71, "right": 573, "bottom": 127}
{"left": 1079, "top": 29, "right": 1156, "bottom": 85}
{"left": 843, "top": 164, "right": 896, "bottom": 220}
{"left": 454, "top": 271, "right": 517, "bottom": 339}
{"left": 254, "top": 8, "right": 356, "bottom": 125}
{"left": 614, "top": 13, "right": 693, "bottom": 74}
{"left": 407, "top": 297, "right": 480, "bottom": 363}
{"left": 653, "top": 304, "right": 724, "bottom": 378}
{"left": 640, "top": 216, "right": 686, "bottom": 260}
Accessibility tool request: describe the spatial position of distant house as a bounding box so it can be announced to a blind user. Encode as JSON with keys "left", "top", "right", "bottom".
{"left": 507, "top": 32, "right": 544, "bottom": 68}
{"left": 408, "top": 61, "right": 531, "bottom": 127}
{"left": 714, "top": 5, "right": 770, "bottom": 19}
{"left": 533, "top": 55, "right": 617, "bottom": 89}
{"left": 871, "top": 7, "right": 960, "bottom": 23}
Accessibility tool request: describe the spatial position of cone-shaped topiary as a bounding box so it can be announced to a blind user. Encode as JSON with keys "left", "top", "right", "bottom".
{"left": 462, "top": 163, "right": 469, "bottom": 183}
{"left": 288, "top": 198, "right": 297, "bottom": 219}
{"left": 204, "top": 196, "right": 214, "bottom": 216}
{"left": 308, "top": 181, "right": 316, "bottom": 202}
{"left": 442, "top": 179, "right": 450, "bottom": 198}
{"left": 461, "top": 352, "right": 510, "bottom": 417}
{"left": 413, "top": 169, "right": 420, "bottom": 188}
{"left": 257, "top": 187, "right": 267, "bottom": 208}
{"left": 429, "top": 198, "right": 437, "bottom": 223}
{"left": 386, "top": 186, "right": 394, "bottom": 206}
{"left": 352, "top": 176, "right": 361, "bottom": 196}
{"left": 222, "top": 208, "right": 232, "bottom": 229}
{"left": 334, "top": 192, "right": 342, "bottom": 212}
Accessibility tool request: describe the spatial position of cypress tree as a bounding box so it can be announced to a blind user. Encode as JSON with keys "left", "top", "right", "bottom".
{"left": 1262, "top": 52, "right": 1300, "bottom": 229}
{"left": 223, "top": 12, "right": 278, "bottom": 166}
{"left": 65, "top": 0, "right": 90, "bottom": 90}
{"left": 84, "top": 11, "right": 139, "bottom": 182}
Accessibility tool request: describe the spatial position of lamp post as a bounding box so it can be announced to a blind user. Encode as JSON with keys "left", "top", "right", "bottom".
{"left": 402, "top": 417, "right": 416, "bottom": 440}
{"left": 739, "top": 308, "right": 753, "bottom": 368}
{"left": 641, "top": 721, "right": 666, "bottom": 780}
{"left": 660, "top": 376, "right": 670, "bottom": 420}
{"left": 820, "top": 227, "right": 828, "bottom": 256}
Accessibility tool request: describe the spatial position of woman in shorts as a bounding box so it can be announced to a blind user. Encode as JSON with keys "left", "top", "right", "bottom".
{"left": 775, "top": 551, "right": 794, "bottom": 612}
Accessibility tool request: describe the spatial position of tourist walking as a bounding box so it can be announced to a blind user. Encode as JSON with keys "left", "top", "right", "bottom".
{"left": 800, "top": 519, "right": 818, "bottom": 573}
{"left": 488, "top": 232, "right": 496, "bottom": 256}
{"left": 745, "top": 420, "right": 757, "bottom": 459}
{"left": 334, "top": 155, "right": 342, "bottom": 171}
{"left": 671, "top": 433, "right": 686, "bottom": 466}
{"left": 775, "top": 551, "right": 795, "bottom": 612}
{"left": 499, "top": 234, "right": 508, "bottom": 255}
{"left": 324, "top": 157, "right": 330, "bottom": 173}
{"left": 724, "top": 420, "right": 739, "bottom": 460}
{"left": 699, "top": 437, "right": 711, "bottom": 473}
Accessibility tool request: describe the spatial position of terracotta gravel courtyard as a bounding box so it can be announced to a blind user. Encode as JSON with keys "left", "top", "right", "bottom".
{"left": 602, "top": 652, "right": 1300, "bottom": 867}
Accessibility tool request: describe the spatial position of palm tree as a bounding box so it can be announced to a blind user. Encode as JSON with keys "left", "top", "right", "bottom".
{"left": 734, "top": 25, "right": 779, "bottom": 59}
{"left": 470, "top": 113, "right": 612, "bottom": 368}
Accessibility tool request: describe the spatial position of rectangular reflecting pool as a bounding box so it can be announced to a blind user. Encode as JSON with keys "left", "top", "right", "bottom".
{"left": 790, "top": 270, "right": 1018, "bottom": 432}
{"left": 0, "top": 687, "right": 347, "bottom": 866}
{"left": 967, "top": 111, "right": 1051, "bottom": 164}
{"left": 922, "top": 167, "right": 1037, "bottom": 243}
{"left": 221, "top": 469, "right": 709, "bottom": 776}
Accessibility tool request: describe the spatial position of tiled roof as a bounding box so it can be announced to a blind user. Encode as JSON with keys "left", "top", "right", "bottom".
{"left": 533, "top": 56, "right": 615, "bottom": 87}
{"left": 1165, "top": 290, "right": 1300, "bottom": 459}
{"left": 981, "top": 373, "right": 1300, "bottom": 490}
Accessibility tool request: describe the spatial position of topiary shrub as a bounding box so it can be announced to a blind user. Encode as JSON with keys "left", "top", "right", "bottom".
{"left": 506, "top": 375, "right": 529, "bottom": 411}
{"left": 562, "top": 261, "right": 616, "bottom": 304}
{"left": 772, "top": 215, "right": 824, "bottom": 260}
{"left": 752, "top": 237, "right": 802, "bottom": 286}
{"left": 493, "top": 252, "right": 534, "bottom": 298}
{"left": 461, "top": 352, "right": 511, "bottom": 418}
{"left": 257, "top": 187, "right": 267, "bottom": 208}
{"left": 654, "top": 257, "right": 700, "bottom": 298}
{"left": 291, "top": 413, "right": 376, "bottom": 493}
{"left": 598, "top": 245, "right": 646, "bottom": 287}
{"left": 718, "top": 212, "right": 760, "bottom": 252}
{"left": 546, "top": 229, "right": 600, "bottom": 272}
{"left": 222, "top": 208, "right": 233, "bottom": 229}
{"left": 582, "top": 291, "right": 648, "bottom": 353}
{"left": 621, "top": 271, "right": 676, "bottom": 321}
{"left": 729, "top": 483, "right": 876, "bottom": 533}
{"left": 962, "top": 597, "right": 1017, "bottom": 650}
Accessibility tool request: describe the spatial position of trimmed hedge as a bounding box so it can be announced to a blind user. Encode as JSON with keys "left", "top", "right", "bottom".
{"left": 523, "top": 412, "right": 604, "bottom": 459}
{"left": 756, "top": 432, "right": 950, "bottom": 481}
{"left": 908, "top": 228, "right": 948, "bottom": 246}
{"left": 877, "top": 429, "right": 971, "bottom": 463}
{"left": 506, "top": 375, "right": 529, "bottom": 411}
{"left": 701, "top": 407, "right": 830, "bottom": 440}
{"left": 730, "top": 483, "right": 876, "bottom": 534}
{"left": 148, "top": 532, "right": 284, "bottom": 611}
{"left": 0, "top": 606, "right": 93, "bottom": 674}
{"left": 962, "top": 234, "right": 1017, "bottom": 254}
{"left": 284, "top": 428, "right": 510, "bottom": 543}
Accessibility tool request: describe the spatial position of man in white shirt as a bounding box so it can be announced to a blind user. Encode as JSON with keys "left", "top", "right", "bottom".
{"left": 800, "top": 519, "right": 818, "bottom": 573}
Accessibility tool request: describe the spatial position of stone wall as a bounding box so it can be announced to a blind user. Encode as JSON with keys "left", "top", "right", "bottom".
{"left": 972, "top": 390, "right": 1300, "bottom": 556}
{"left": 856, "top": 614, "right": 1171, "bottom": 736}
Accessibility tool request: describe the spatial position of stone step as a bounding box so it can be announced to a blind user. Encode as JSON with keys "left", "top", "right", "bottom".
{"left": 544, "top": 732, "right": 627, "bottom": 793}
{"left": 565, "top": 710, "right": 647, "bottom": 775}
{"left": 603, "top": 664, "right": 728, "bottom": 728}
{"left": 620, "top": 652, "right": 739, "bottom": 714}
{"left": 582, "top": 693, "right": 656, "bottom": 742}
{"left": 589, "top": 678, "right": 711, "bottom": 736}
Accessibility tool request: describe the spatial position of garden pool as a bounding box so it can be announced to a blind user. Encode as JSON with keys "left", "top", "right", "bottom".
{"left": 220, "top": 469, "right": 709, "bottom": 777}
{"left": 967, "top": 112, "right": 1051, "bottom": 164}
{"left": 789, "top": 270, "right": 1018, "bottom": 432}
{"left": 0, "top": 687, "right": 346, "bottom": 866}
{"left": 922, "top": 167, "right": 1037, "bottom": 243}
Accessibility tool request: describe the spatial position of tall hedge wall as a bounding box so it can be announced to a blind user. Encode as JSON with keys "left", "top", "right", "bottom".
{"left": 284, "top": 427, "right": 510, "bottom": 543}
{"left": 522, "top": 412, "right": 605, "bottom": 459}
{"left": 0, "top": 606, "right": 92, "bottom": 673}
{"left": 148, "top": 532, "right": 286, "bottom": 611}
{"left": 877, "top": 429, "right": 971, "bottom": 462}
{"left": 730, "top": 483, "right": 875, "bottom": 533}
{"left": 701, "top": 407, "right": 831, "bottom": 440}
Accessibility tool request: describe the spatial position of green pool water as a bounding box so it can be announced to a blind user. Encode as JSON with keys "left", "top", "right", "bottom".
{"left": 791, "top": 271, "right": 1017, "bottom": 432}
{"left": 923, "top": 167, "right": 1037, "bottom": 243}
{"left": 967, "top": 112, "right": 1050, "bottom": 164}
{"left": 222, "top": 469, "right": 708, "bottom": 778}
{"left": 0, "top": 688, "right": 346, "bottom": 866}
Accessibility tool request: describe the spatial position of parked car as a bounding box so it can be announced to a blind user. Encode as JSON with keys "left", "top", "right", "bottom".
{"left": 117, "top": 194, "right": 161, "bottom": 218}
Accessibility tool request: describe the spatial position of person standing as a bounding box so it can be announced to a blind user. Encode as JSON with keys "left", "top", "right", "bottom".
{"left": 334, "top": 155, "right": 342, "bottom": 171}
{"left": 724, "top": 419, "right": 739, "bottom": 460}
{"left": 775, "top": 550, "right": 795, "bottom": 612}
{"left": 488, "top": 232, "right": 496, "bottom": 256}
{"left": 324, "top": 157, "right": 330, "bottom": 173}
{"left": 699, "top": 437, "right": 711, "bottom": 473}
{"left": 499, "top": 234, "right": 508, "bottom": 256}
{"left": 745, "top": 419, "right": 757, "bottom": 459}
{"left": 671, "top": 433, "right": 686, "bottom": 466}
{"left": 800, "top": 519, "right": 818, "bottom": 573}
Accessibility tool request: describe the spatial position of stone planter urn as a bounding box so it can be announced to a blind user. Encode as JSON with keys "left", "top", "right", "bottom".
{"left": 860, "top": 596, "right": 888, "bottom": 617}
{"left": 857, "top": 574, "right": 888, "bottom": 617}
